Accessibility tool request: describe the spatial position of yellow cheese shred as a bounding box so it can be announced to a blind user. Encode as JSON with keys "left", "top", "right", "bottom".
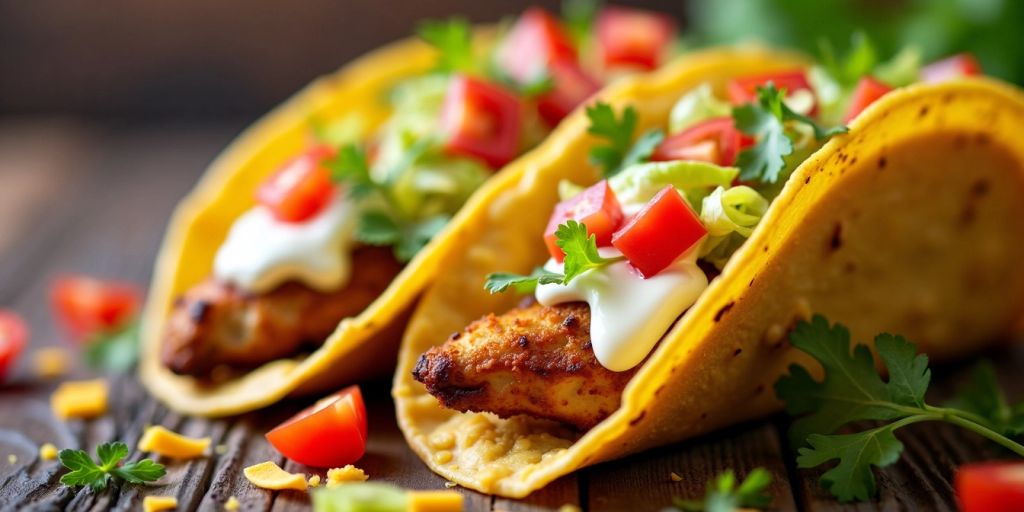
{"left": 223, "top": 496, "right": 240, "bottom": 511}
{"left": 326, "top": 465, "right": 368, "bottom": 487}
{"left": 142, "top": 495, "right": 178, "bottom": 512}
{"left": 243, "top": 461, "right": 307, "bottom": 491}
{"left": 407, "top": 490, "right": 464, "bottom": 512}
{"left": 50, "top": 379, "right": 107, "bottom": 419}
{"left": 32, "top": 348, "right": 69, "bottom": 378}
{"left": 39, "top": 443, "right": 58, "bottom": 461}
{"left": 137, "top": 425, "right": 211, "bottom": 459}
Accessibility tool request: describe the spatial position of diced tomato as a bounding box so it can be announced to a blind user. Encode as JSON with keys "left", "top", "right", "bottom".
{"left": 266, "top": 386, "right": 367, "bottom": 467}
{"left": 51, "top": 276, "right": 139, "bottom": 342}
{"left": 651, "top": 116, "right": 749, "bottom": 166}
{"left": 495, "top": 7, "right": 577, "bottom": 85}
{"left": 843, "top": 76, "right": 893, "bottom": 123}
{"left": 0, "top": 311, "right": 28, "bottom": 382}
{"left": 440, "top": 75, "right": 523, "bottom": 169}
{"left": 956, "top": 462, "right": 1024, "bottom": 512}
{"left": 727, "top": 70, "right": 817, "bottom": 116}
{"left": 612, "top": 185, "right": 706, "bottom": 277}
{"left": 536, "top": 58, "right": 602, "bottom": 126}
{"left": 544, "top": 180, "right": 624, "bottom": 262}
{"left": 596, "top": 6, "right": 677, "bottom": 70}
{"left": 256, "top": 145, "right": 337, "bottom": 223}
{"left": 921, "top": 53, "right": 982, "bottom": 84}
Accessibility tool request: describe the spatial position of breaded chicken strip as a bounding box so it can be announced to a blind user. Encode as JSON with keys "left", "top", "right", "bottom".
{"left": 161, "top": 246, "right": 403, "bottom": 377}
{"left": 412, "top": 302, "right": 636, "bottom": 430}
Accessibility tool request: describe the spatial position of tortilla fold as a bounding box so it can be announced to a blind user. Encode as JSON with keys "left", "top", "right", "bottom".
{"left": 393, "top": 47, "right": 1024, "bottom": 497}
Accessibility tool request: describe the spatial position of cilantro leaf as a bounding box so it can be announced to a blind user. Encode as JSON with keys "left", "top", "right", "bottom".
{"left": 355, "top": 211, "right": 402, "bottom": 246}
{"left": 484, "top": 267, "right": 565, "bottom": 294}
{"left": 83, "top": 321, "right": 140, "bottom": 373}
{"left": 586, "top": 102, "right": 638, "bottom": 177}
{"left": 819, "top": 32, "right": 877, "bottom": 87}
{"left": 797, "top": 426, "right": 903, "bottom": 502}
{"left": 327, "top": 144, "right": 376, "bottom": 199}
{"left": 59, "top": 442, "right": 165, "bottom": 492}
{"left": 556, "top": 220, "right": 624, "bottom": 283}
{"left": 622, "top": 129, "right": 666, "bottom": 170}
{"left": 947, "top": 361, "right": 1024, "bottom": 436}
{"left": 563, "top": 0, "right": 599, "bottom": 46}
{"left": 395, "top": 215, "right": 449, "bottom": 262}
{"left": 416, "top": 18, "right": 478, "bottom": 74}
{"left": 671, "top": 467, "right": 773, "bottom": 512}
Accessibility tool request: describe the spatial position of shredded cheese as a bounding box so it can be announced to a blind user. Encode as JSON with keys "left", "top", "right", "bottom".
{"left": 223, "top": 496, "right": 240, "bottom": 511}
{"left": 137, "top": 425, "right": 210, "bottom": 459}
{"left": 308, "top": 474, "right": 321, "bottom": 487}
{"left": 142, "top": 495, "right": 178, "bottom": 512}
{"left": 50, "top": 379, "right": 108, "bottom": 419}
{"left": 39, "top": 443, "right": 58, "bottom": 461}
{"left": 326, "top": 465, "right": 368, "bottom": 487}
{"left": 32, "top": 348, "right": 69, "bottom": 378}
{"left": 243, "top": 461, "right": 307, "bottom": 491}
{"left": 408, "top": 490, "right": 464, "bottom": 512}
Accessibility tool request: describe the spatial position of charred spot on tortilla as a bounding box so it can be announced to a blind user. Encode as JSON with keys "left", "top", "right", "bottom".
{"left": 829, "top": 222, "right": 844, "bottom": 251}
{"left": 878, "top": 156, "right": 888, "bottom": 169}
{"left": 714, "top": 301, "right": 735, "bottom": 322}
{"left": 919, "top": 105, "right": 930, "bottom": 118}
{"left": 629, "top": 411, "right": 646, "bottom": 426}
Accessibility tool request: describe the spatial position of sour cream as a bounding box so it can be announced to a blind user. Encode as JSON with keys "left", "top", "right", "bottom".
{"left": 213, "top": 196, "right": 357, "bottom": 294}
{"left": 535, "top": 246, "right": 708, "bottom": 372}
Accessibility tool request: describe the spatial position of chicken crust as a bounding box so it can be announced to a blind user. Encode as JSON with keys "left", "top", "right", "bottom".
{"left": 161, "top": 246, "right": 402, "bottom": 377}
{"left": 412, "top": 302, "right": 636, "bottom": 430}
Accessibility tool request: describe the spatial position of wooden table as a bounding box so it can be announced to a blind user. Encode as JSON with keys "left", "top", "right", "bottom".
{"left": 0, "top": 119, "right": 1019, "bottom": 511}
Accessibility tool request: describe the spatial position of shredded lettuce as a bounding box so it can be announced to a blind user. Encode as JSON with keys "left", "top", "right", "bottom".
{"left": 558, "top": 179, "right": 585, "bottom": 201}
{"left": 874, "top": 46, "right": 922, "bottom": 87}
{"left": 699, "top": 185, "right": 769, "bottom": 267}
{"left": 609, "top": 160, "right": 738, "bottom": 209}
{"left": 312, "top": 483, "right": 408, "bottom": 512}
{"left": 389, "top": 151, "right": 489, "bottom": 220}
{"left": 668, "top": 83, "right": 732, "bottom": 134}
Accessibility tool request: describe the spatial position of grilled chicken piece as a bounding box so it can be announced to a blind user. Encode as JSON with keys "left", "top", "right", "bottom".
{"left": 161, "top": 246, "right": 403, "bottom": 377}
{"left": 412, "top": 302, "right": 636, "bottom": 430}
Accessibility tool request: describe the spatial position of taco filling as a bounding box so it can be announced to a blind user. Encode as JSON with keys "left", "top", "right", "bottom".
{"left": 412, "top": 49, "right": 984, "bottom": 429}
{"left": 159, "top": 6, "right": 684, "bottom": 378}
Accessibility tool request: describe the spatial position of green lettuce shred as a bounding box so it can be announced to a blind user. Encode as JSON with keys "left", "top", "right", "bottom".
{"left": 312, "top": 483, "right": 408, "bottom": 512}
{"left": 609, "top": 160, "right": 738, "bottom": 209}
{"left": 699, "top": 185, "right": 769, "bottom": 268}
{"left": 668, "top": 83, "right": 733, "bottom": 134}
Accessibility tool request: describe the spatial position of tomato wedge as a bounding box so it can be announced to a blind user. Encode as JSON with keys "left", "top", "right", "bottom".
{"left": 536, "top": 58, "right": 602, "bottom": 126}
{"left": 544, "top": 180, "right": 624, "bottom": 262}
{"left": 843, "top": 76, "right": 893, "bottom": 123}
{"left": 651, "top": 116, "right": 747, "bottom": 166}
{"left": 921, "top": 53, "right": 982, "bottom": 84}
{"left": 727, "top": 70, "right": 817, "bottom": 116}
{"left": 51, "top": 275, "right": 139, "bottom": 342}
{"left": 256, "top": 145, "right": 337, "bottom": 223}
{"left": 440, "top": 75, "right": 523, "bottom": 169}
{"left": 0, "top": 311, "right": 28, "bottom": 382}
{"left": 494, "top": 7, "right": 577, "bottom": 85}
{"left": 266, "top": 386, "right": 367, "bottom": 468}
{"left": 596, "top": 6, "right": 677, "bottom": 70}
{"left": 612, "top": 185, "right": 706, "bottom": 278}
{"left": 956, "top": 462, "right": 1024, "bottom": 512}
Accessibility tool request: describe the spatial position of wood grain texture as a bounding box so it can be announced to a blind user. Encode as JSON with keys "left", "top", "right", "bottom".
{"left": 0, "top": 121, "right": 1020, "bottom": 511}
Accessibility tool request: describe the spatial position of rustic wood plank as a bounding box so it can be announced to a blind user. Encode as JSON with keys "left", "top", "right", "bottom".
{"left": 584, "top": 422, "right": 798, "bottom": 512}
{"left": 493, "top": 476, "right": 579, "bottom": 512}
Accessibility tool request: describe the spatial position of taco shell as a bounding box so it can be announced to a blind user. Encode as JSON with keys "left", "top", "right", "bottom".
{"left": 393, "top": 47, "right": 1024, "bottom": 497}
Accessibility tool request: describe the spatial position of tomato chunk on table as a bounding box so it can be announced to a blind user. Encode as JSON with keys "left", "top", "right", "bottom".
{"left": 596, "top": 6, "right": 677, "bottom": 70}
{"left": 256, "top": 145, "right": 337, "bottom": 223}
{"left": 440, "top": 75, "right": 523, "bottom": 169}
{"left": 651, "top": 116, "right": 746, "bottom": 166}
{"left": 0, "top": 311, "right": 28, "bottom": 382}
{"left": 51, "top": 275, "right": 139, "bottom": 341}
{"left": 265, "top": 386, "right": 367, "bottom": 468}
{"left": 956, "top": 462, "right": 1024, "bottom": 512}
{"left": 544, "top": 180, "right": 624, "bottom": 262}
{"left": 612, "top": 185, "right": 706, "bottom": 278}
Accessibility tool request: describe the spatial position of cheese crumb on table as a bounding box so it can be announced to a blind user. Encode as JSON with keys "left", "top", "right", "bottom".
{"left": 243, "top": 461, "right": 307, "bottom": 491}
{"left": 142, "top": 495, "right": 178, "bottom": 512}
{"left": 670, "top": 472, "right": 683, "bottom": 482}
{"left": 223, "top": 496, "right": 240, "bottom": 511}
{"left": 32, "top": 348, "right": 69, "bottom": 378}
{"left": 137, "top": 425, "right": 210, "bottom": 459}
{"left": 39, "top": 443, "right": 58, "bottom": 461}
{"left": 50, "top": 379, "right": 108, "bottom": 419}
{"left": 408, "top": 490, "right": 464, "bottom": 512}
{"left": 326, "top": 465, "right": 368, "bottom": 487}
{"left": 7, "top": 454, "right": 16, "bottom": 465}
{"left": 308, "top": 474, "right": 321, "bottom": 487}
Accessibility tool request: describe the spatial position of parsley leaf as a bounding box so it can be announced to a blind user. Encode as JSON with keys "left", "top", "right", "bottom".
{"left": 354, "top": 211, "right": 402, "bottom": 246}
{"left": 776, "top": 315, "right": 1024, "bottom": 503}
{"left": 670, "top": 467, "right": 773, "bottom": 512}
{"left": 557, "top": 220, "right": 623, "bottom": 282}
{"left": 59, "top": 442, "right": 165, "bottom": 492}
{"left": 327, "top": 144, "right": 377, "bottom": 199}
{"left": 733, "top": 84, "right": 847, "bottom": 184}
{"left": 483, "top": 220, "right": 623, "bottom": 294}
{"left": 622, "top": 129, "right": 666, "bottom": 170}
{"left": 416, "top": 18, "right": 478, "bottom": 74}
{"left": 587, "top": 102, "right": 638, "bottom": 177}
{"left": 83, "top": 321, "right": 140, "bottom": 373}
{"left": 947, "top": 361, "right": 1024, "bottom": 436}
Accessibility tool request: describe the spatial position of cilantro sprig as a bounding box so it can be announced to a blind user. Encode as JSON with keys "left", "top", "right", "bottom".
{"left": 669, "top": 467, "right": 773, "bottom": 512}
{"left": 416, "top": 18, "right": 479, "bottom": 75}
{"left": 733, "top": 84, "right": 847, "bottom": 184}
{"left": 59, "top": 442, "right": 165, "bottom": 492}
{"left": 586, "top": 102, "right": 664, "bottom": 177}
{"left": 83, "top": 321, "right": 140, "bottom": 373}
{"left": 484, "top": 220, "right": 624, "bottom": 294}
{"left": 775, "top": 316, "right": 1024, "bottom": 502}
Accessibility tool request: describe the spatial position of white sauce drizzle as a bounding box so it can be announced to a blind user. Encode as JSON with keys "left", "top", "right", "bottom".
{"left": 535, "top": 245, "right": 708, "bottom": 372}
{"left": 213, "top": 196, "right": 356, "bottom": 294}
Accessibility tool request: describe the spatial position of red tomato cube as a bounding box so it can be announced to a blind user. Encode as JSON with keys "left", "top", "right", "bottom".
{"left": 536, "top": 58, "right": 602, "bottom": 126}
{"left": 921, "top": 53, "right": 982, "bottom": 83}
{"left": 266, "top": 386, "right": 367, "bottom": 467}
{"left": 612, "top": 185, "right": 706, "bottom": 277}
{"left": 256, "top": 145, "right": 337, "bottom": 223}
{"left": 440, "top": 75, "right": 523, "bottom": 169}
{"left": 651, "top": 116, "right": 746, "bottom": 166}
{"left": 727, "top": 70, "right": 817, "bottom": 116}
{"left": 956, "top": 462, "right": 1024, "bottom": 512}
{"left": 494, "top": 7, "right": 577, "bottom": 85}
{"left": 0, "top": 311, "right": 28, "bottom": 381}
{"left": 51, "top": 275, "right": 140, "bottom": 342}
{"left": 544, "top": 180, "right": 624, "bottom": 262}
{"left": 843, "top": 76, "right": 893, "bottom": 123}
{"left": 596, "top": 6, "right": 678, "bottom": 70}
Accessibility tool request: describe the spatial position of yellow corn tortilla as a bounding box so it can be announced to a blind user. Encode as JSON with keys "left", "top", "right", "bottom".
{"left": 140, "top": 32, "right": 497, "bottom": 416}
{"left": 393, "top": 48, "right": 1024, "bottom": 497}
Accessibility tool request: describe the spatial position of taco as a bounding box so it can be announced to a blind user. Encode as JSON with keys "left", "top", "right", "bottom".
{"left": 394, "top": 45, "right": 1024, "bottom": 497}
{"left": 139, "top": 6, "right": 689, "bottom": 416}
